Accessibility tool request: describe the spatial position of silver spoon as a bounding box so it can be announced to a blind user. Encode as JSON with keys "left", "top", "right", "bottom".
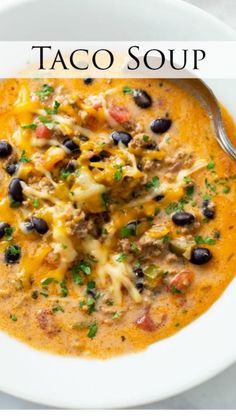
{"left": 172, "top": 78, "right": 236, "bottom": 160}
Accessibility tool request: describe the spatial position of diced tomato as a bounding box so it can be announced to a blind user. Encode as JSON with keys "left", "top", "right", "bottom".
{"left": 35, "top": 124, "right": 52, "bottom": 139}
{"left": 108, "top": 105, "right": 130, "bottom": 124}
{"left": 170, "top": 270, "right": 194, "bottom": 292}
{"left": 136, "top": 311, "right": 157, "bottom": 332}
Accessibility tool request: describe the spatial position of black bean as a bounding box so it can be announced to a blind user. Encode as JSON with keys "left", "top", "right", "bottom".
{"left": 172, "top": 211, "right": 195, "bottom": 226}
{"left": 65, "top": 161, "right": 77, "bottom": 173}
{"left": 111, "top": 131, "right": 132, "bottom": 147}
{"left": 150, "top": 118, "right": 172, "bottom": 134}
{"left": 137, "top": 162, "right": 143, "bottom": 171}
{"left": 190, "top": 247, "right": 212, "bottom": 265}
{"left": 79, "top": 134, "right": 89, "bottom": 142}
{"left": 8, "top": 178, "right": 23, "bottom": 203}
{"left": 84, "top": 78, "right": 94, "bottom": 85}
{"left": 0, "top": 222, "right": 11, "bottom": 239}
{"left": 133, "top": 266, "right": 144, "bottom": 278}
{"left": 0, "top": 141, "right": 13, "bottom": 158}
{"left": 63, "top": 138, "right": 80, "bottom": 152}
{"left": 133, "top": 267, "right": 144, "bottom": 293}
{"left": 133, "top": 89, "right": 152, "bottom": 109}
{"left": 5, "top": 244, "right": 21, "bottom": 264}
{"left": 202, "top": 200, "right": 215, "bottom": 220}
{"left": 145, "top": 142, "right": 158, "bottom": 150}
{"left": 5, "top": 162, "right": 18, "bottom": 176}
{"left": 154, "top": 194, "right": 165, "bottom": 202}
{"left": 89, "top": 151, "right": 109, "bottom": 163}
{"left": 31, "top": 217, "right": 49, "bottom": 235}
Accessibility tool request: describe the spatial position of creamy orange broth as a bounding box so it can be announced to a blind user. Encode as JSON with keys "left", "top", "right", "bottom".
{"left": 0, "top": 78, "right": 235, "bottom": 358}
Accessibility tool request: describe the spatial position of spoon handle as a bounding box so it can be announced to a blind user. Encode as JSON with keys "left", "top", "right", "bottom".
{"left": 172, "top": 78, "right": 236, "bottom": 161}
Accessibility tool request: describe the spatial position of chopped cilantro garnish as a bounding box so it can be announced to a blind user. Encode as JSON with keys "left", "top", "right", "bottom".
{"left": 8, "top": 245, "right": 20, "bottom": 256}
{"left": 38, "top": 115, "right": 56, "bottom": 130}
{"left": 154, "top": 207, "right": 160, "bottom": 216}
{"left": 120, "top": 224, "right": 136, "bottom": 238}
{"left": 123, "top": 86, "right": 133, "bottom": 95}
{"left": 86, "top": 298, "right": 96, "bottom": 314}
{"left": 114, "top": 165, "right": 123, "bottom": 181}
{"left": 52, "top": 304, "right": 64, "bottom": 313}
{"left": 207, "top": 160, "right": 215, "bottom": 171}
{"left": 171, "top": 286, "right": 182, "bottom": 295}
{"left": 101, "top": 192, "right": 109, "bottom": 209}
{"left": 115, "top": 253, "right": 127, "bottom": 262}
{"left": 36, "top": 84, "right": 54, "bottom": 99}
{"left": 32, "top": 198, "right": 40, "bottom": 208}
{"left": 41, "top": 277, "right": 55, "bottom": 286}
{"left": 165, "top": 201, "right": 184, "bottom": 215}
{"left": 194, "top": 235, "right": 216, "bottom": 245}
{"left": 87, "top": 322, "right": 97, "bottom": 338}
{"left": 163, "top": 234, "right": 171, "bottom": 243}
{"left": 106, "top": 299, "right": 114, "bottom": 306}
{"left": 21, "top": 123, "right": 37, "bottom": 130}
{"left": 60, "top": 168, "right": 72, "bottom": 180}
{"left": 143, "top": 134, "right": 149, "bottom": 142}
{"left": 19, "top": 150, "right": 30, "bottom": 163}
{"left": 10, "top": 314, "right": 17, "bottom": 321}
{"left": 78, "top": 260, "right": 92, "bottom": 276}
{"left": 59, "top": 281, "right": 68, "bottom": 297}
{"left": 45, "top": 100, "right": 60, "bottom": 115}
{"left": 112, "top": 311, "right": 120, "bottom": 320}
{"left": 4, "top": 227, "right": 15, "bottom": 241}
{"left": 145, "top": 176, "right": 160, "bottom": 190}
{"left": 87, "top": 280, "right": 96, "bottom": 293}
{"left": 223, "top": 185, "right": 231, "bottom": 194}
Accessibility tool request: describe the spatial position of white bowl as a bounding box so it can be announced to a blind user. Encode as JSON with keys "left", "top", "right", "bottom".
{"left": 0, "top": 0, "right": 236, "bottom": 409}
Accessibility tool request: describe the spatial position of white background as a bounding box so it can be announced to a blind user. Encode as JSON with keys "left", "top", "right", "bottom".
{"left": 0, "top": 0, "right": 235, "bottom": 410}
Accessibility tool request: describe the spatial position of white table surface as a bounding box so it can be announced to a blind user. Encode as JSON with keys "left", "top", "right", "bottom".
{"left": 0, "top": 0, "right": 236, "bottom": 410}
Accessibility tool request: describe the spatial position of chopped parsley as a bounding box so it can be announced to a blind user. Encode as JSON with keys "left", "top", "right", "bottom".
{"left": 36, "top": 84, "right": 54, "bottom": 99}
{"left": 87, "top": 322, "right": 98, "bottom": 338}
{"left": 10, "top": 314, "right": 17, "bottom": 321}
{"left": 19, "top": 150, "right": 30, "bottom": 163}
{"left": 112, "top": 311, "right": 120, "bottom": 320}
{"left": 194, "top": 235, "right": 216, "bottom": 245}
